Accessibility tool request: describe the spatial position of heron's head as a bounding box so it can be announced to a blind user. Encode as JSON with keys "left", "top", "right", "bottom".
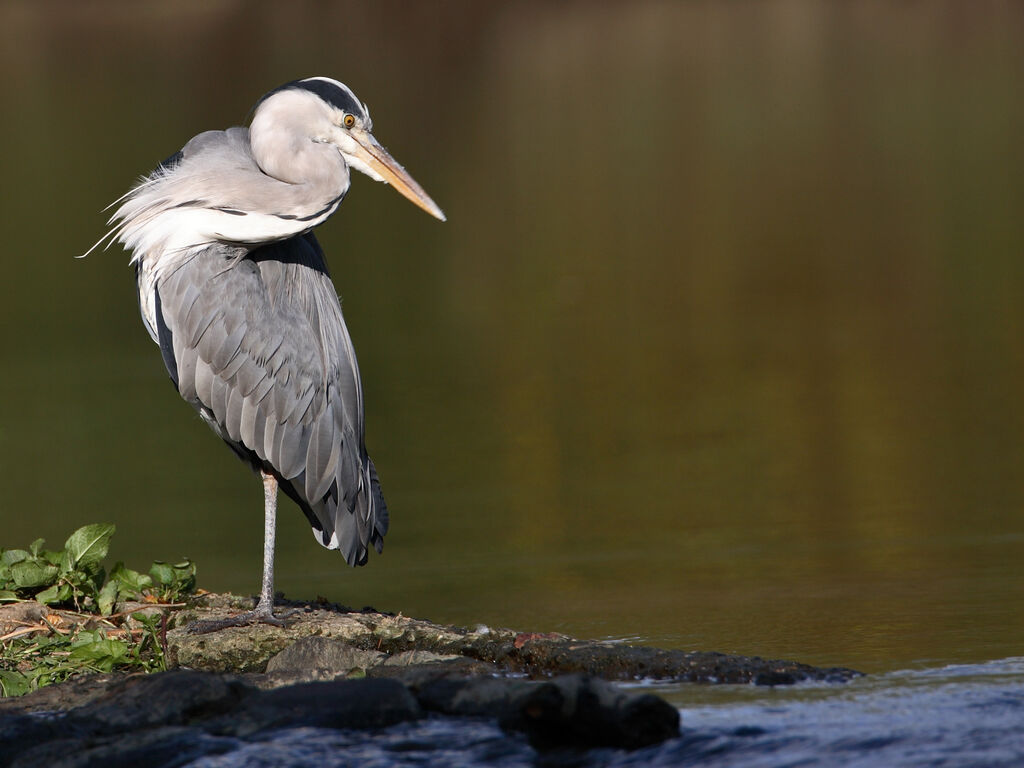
{"left": 250, "top": 77, "right": 445, "bottom": 221}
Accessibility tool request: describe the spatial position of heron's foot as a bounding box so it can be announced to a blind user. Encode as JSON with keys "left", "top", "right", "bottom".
{"left": 186, "top": 604, "right": 301, "bottom": 634}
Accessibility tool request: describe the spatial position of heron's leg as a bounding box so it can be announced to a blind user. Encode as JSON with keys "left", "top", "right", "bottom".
{"left": 253, "top": 470, "right": 278, "bottom": 616}
{"left": 187, "top": 471, "right": 298, "bottom": 633}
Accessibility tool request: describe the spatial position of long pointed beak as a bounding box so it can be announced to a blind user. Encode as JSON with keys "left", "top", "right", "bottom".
{"left": 350, "top": 130, "right": 446, "bottom": 221}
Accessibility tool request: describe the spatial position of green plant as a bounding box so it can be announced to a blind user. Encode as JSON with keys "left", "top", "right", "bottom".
{"left": 0, "top": 523, "right": 195, "bottom": 613}
{"left": 0, "top": 524, "right": 197, "bottom": 696}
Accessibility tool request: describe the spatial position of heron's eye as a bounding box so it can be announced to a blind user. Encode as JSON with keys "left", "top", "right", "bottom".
{"left": 343, "top": 114, "right": 356, "bottom": 129}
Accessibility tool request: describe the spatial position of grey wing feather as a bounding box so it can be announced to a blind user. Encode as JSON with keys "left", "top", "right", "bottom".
{"left": 153, "top": 233, "right": 387, "bottom": 566}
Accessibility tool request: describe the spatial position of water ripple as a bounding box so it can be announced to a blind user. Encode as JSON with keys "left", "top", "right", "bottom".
{"left": 182, "top": 658, "right": 1024, "bottom": 768}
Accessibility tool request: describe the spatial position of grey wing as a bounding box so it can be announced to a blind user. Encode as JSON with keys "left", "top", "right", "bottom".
{"left": 153, "top": 233, "right": 388, "bottom": 566}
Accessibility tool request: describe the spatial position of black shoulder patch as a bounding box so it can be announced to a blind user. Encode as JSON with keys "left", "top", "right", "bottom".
{"left": 153, "top": 286, "right": 180, "bottom": 391}
{"left": 249, "top": 232, "right": 331, "bottom": 278}
{"left": 255, "top": 78, "right": 364, "bottom": 119}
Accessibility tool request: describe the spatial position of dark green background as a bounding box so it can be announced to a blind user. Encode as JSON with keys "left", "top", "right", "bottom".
{"left": 2, "top": 1, "right": 1022, "bottom": 674}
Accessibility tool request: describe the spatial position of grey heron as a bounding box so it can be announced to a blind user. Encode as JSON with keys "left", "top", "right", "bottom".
{"left": 88, "top": 77, "right": 444, "bottom": 628}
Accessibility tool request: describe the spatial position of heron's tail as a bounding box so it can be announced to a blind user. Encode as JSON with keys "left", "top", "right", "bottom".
{"left": 280, "top": 455, "right": 387, "bottom": 567}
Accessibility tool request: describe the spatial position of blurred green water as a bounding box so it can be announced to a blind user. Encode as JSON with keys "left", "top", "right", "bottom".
{"left": 1, "top": 1, "right": 1022, "bottom": 674}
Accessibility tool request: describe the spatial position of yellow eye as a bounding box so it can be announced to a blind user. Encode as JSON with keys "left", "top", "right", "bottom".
{"left": 343, "top": 114, "right": 356, "bottom": 128}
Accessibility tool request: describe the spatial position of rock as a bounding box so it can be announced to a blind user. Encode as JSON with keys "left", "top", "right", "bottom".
{"left": 382, "top": 649, "right": 463, "bottom": 666}
{"left": 0, "top": 672, "right": 124, "bottom": 716}
{"left": 0, "top": 714, "right": 64, "bottom": 767}
{"left": 502, "top": 674, "right": 681, "bottom": 750}
{"left": 0, "top": 603, "right": 46, "bottom": 636}
{"left": 416, "top": 673, "right": 680, "bottom": 750}
{"left": 416, "top": 675, "right": 530, "bottom": 717}
{"left": 65, "top": 669, "right": 253, "bottom": 734}
{"left": 0, "top": 675, "right": 422, "bottom": 767}
{"left": 507, "top": 639, "right": 859, "bottom": 685}
{"left": 211, "top": 677, "right": 422, "bottom": 737}
{"left": 8, "top": 727, "right": 237, "bottom": 768}
{"left": 164, "top": 595, "right": 860, "bottom": 684}
{"left": 168, "top": 622, "right": 298, "bottom": 673}
{"left": 367, "top": 655, "right": 499, "bottom": 683}
{"left": 0, "top": 593, "right": 861, "bottom": 764}
{"left": 0, "top": 670, "right": 679, "bottom": 764}
{"left": 265, "top": 636, "right": 386, "bottom": 679}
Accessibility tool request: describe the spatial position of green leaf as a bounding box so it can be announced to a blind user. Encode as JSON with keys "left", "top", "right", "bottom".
{"left": 35, "top": 582, "right": 71, "bottom": 605}
{"left": 0, "top": 589, "right": 19, "bottom": 602}
{"left": 97, "top": 579, "right": 118, "bottom": 616}
{"left": 63, "top": 569, "right": 99, "bottom": 605}
{"left": 27, "top": 538, "right": 46, "bottom": 557}
{"left": 64, "top": 523, "right": 115, "bottom": 573}
{"left": 149, "top": 561, "right": 174, "bottom": 585}
{"left": 170, "top": 560, "right": 197, "bottom": 591}
{"left": 71, "top": 629, "right": 105, "bottom": 646}
{"left": 41, "top": 549, "right": 64, "bottom": 567}
{"left": 1, "top": 549, "right": 29, "bottom": 567}
{"left": 109, "top": 562, "right": 153, "bottom": 596}
{"left": 10, "top": 560, "right": 58, "bottom": 589}
{"left": 89, "top": 565, "right": 107, "bottom": 595}
{"left": 68, "top": 638, "right": 129, "bottom": 672}
{"left": 0, "top": 670, "right": 31, "bottom": 697}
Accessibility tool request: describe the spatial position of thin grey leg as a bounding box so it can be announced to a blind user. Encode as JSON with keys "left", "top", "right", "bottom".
{"left": 254, "top": 470, "right": 278, "bottom": 615}
{"left": 187, "top": 470, "right": 297, "bottom": 633}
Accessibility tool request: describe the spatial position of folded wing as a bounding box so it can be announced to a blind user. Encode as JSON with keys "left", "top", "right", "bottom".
{"left": 151, "top": 232, "right": 388, "bottom": 566}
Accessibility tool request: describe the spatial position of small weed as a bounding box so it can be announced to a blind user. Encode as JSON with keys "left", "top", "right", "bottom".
{"left": 0, "top": 523, "right": 196, "bottom": 696}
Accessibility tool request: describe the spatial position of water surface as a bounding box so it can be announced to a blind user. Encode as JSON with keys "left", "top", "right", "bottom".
{"left": 1, "top": 2, "right": 1022, "bottom": 680}
{"left": 180, "top": 658, "right": 1024, "bottom": 767}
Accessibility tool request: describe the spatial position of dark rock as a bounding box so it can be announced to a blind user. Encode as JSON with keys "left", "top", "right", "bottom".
{"left": 213, "top": 677, "right": 423, "bottom": 737}
{"left": 8, "top": 726, "right": 237, "bottom": 768}
{"left": 65, "top": 669, "right": 254, "bottom": 734}
{"left": 367, "top": 655, "right": 499, "bottom": 684}
{"left": 0, "top": 670, "right": 678, "bottom": 761}
{"left": 0, "top": 673, "right": 126, "bottom": 716}
{"left": 753, "top": 669, "right": 798, "bottom": 686}
{"left": 417, "top": 675, "right": 533, "bottom": 717}
{"left": 0, "top": 714, "right": 65, "bottom": 768}
{"left": 504, "top": 640, "right": 859, "bottom": 684}
{"left": 417, "top": 674, "right": 680, "bottom": 750}
{"left": 504, "top": 675, "right": 680, "bottom": 750}
{"left": 6, "top": 737, "right": 86, "bottom": 768}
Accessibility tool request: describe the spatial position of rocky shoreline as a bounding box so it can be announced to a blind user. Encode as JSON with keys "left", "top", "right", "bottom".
{"left": 0, "top": 594, "right": 861, "bottom": 766}
{"left": 163, "top": 594, "right": 860, "bottom": 685}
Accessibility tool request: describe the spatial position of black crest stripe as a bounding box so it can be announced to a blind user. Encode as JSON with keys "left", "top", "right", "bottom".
{"left": 254, "top": 78, "right": 364, "bottom": 119}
